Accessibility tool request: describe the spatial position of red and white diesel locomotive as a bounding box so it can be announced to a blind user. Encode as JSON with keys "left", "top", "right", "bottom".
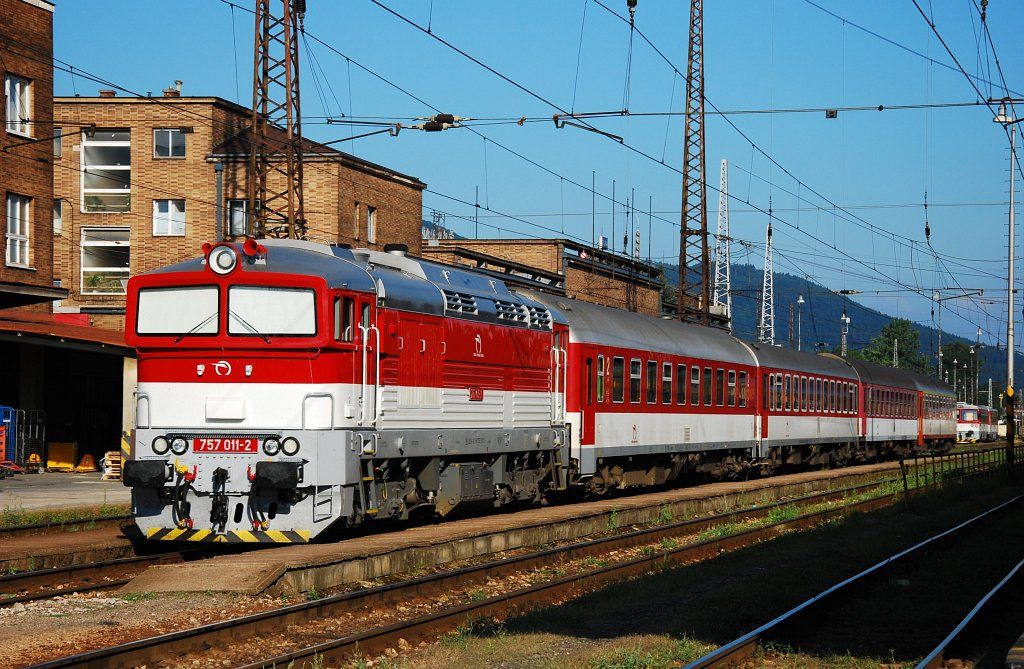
{"left": 122, "top": 239, "right": 956, "bottom": 543}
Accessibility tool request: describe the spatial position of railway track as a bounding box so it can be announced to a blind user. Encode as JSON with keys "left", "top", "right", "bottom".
{"left": 684, "top": 493, "right": 1024, "bottom": 668}
{"left": 0, "top": 514, "right": 132, "bottom": 540}
{"left": 28, "top": 472, "right": 947, "bottom": 669}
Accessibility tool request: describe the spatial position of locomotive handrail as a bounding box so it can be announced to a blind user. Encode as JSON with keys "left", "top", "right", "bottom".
{"left": 301, "top": 392, "right": 335, "bottom": 430}
{"left": 561, "top": 346, "right": 569, "bottom": 422}
{"left": 357, "top": 324, "right": 369, "bottom": 426}
{"left": 135, "top": 392, "right": 151, "bottom": 429}
{"left": 371, "top": 324, "right": 382, "bottom": 426}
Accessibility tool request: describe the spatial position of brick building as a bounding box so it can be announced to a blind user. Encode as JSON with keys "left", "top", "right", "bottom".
{"left": 53, "top": 90, "right": 425, "bottom": 329}
{"left": 421, "top": 238, "right": 665, "bottom": 316}
{"left": 1, "top": 0, "right": 65, "bottom": 310}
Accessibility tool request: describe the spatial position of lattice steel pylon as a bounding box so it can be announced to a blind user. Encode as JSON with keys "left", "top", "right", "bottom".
{"left": 711, "top": 158, "right": 732, "bottom": 327}
{"left": 248, "top": 0, "right": 306, "bottom": 239}
{"left": 758, "top": 218, "right": 775, "bottom": 345}
{"left": 676, "top": 0, "right": 711, "bottom": 324}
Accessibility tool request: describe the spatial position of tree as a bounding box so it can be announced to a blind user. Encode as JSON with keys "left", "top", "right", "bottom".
{"left": 858, "top": 318, "right": 930, "bottom": 373}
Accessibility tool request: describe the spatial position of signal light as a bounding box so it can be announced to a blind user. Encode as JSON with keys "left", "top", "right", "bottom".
{"left": 209, "top": 245, "right": 238, "bottom": 275}
{"left": 170, "top": 437, "right": 188, "bottom": 455}
{"left": 281, "top": 437, "right": 300, "bottom": 456}
{"left": 263, "top": 437, "right": 281, "bottom": 456}
{"left": 152, "top": 436, "right": 170, "bottom": 455}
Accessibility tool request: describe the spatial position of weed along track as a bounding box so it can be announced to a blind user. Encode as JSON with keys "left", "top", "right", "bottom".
{"left": 28, "top": 454, "right": 999, "bottom": 669}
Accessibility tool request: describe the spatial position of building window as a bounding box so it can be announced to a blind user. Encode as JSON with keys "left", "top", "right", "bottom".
{"left": 367, "top": 206, "right": 378, "bottom": 243}
{"left": 82, "top": 129, "right": 131, "bottom": 212}
{"left": 81, "top": 227, "right": 130, "bottom": 295}
{"left": 5, "top": 194, "right": 31, "bottom": 267}
{"left": 228, "top": 199, "right": 249, "bottom": 237}
{"left": 153, "top": 128, "right": 186, "bottom": 158}
{"left": 53, "top": 128, "right": 62, "bottom": 157}
{"left": 53, "top": 199, "right": 62, "bottom": 236}
{"left": 353, "top": 202, "right": 360, "bottom": 238}
{"left": 4, "top": 75, "right": 31, "bottom": 137}
{"left": 153, "top": 199, "right": 185, "bottom": 236}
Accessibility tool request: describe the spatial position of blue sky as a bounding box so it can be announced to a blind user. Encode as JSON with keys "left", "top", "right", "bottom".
{"left": 52, "top": 0, "right": 1021, "bottom": 343}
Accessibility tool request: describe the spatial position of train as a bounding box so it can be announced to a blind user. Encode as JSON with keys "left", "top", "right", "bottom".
{"left": 956, "top": 402, "right": 999, "bottom": 443}
{"left": 121, "top": 239, "right": 957, "bottom": 543}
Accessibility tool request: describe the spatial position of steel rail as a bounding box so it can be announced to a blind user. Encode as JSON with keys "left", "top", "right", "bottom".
{"left": 916, "top": 556, "right": 1024, "bottom": 669}
{"left": 30, "top": 477, "right": 905, "bottom": 669}
{"left": 683, "top": 494, "right": 1024, "bottom": 668}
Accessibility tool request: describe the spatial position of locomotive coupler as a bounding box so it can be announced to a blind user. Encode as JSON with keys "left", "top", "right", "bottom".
{"left": 210, "top": 467, "right": 230, "bottom": 533}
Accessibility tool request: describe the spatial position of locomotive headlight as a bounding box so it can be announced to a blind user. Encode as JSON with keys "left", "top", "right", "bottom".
{"left": 209, "top": 245, "right": 238, "bottom": 275}
{"left": 170, "top": 437, "right": 189, "bottom": 455}
{"left": 281, "top": 437, "right": 300, "bottom": 456}
{"left": 152, "top": 436, "right": 170, "bottom": 455}
{"left": 263, "top": 437, "right": 281, "bottom": 456}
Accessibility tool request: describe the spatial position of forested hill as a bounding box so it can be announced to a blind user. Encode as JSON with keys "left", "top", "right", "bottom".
{"left": 658, "top": 262, "right": 1020, "bottom": 392}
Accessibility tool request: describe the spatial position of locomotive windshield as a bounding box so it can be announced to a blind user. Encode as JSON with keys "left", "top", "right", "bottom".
{"left": 227, "top": 285, "right": 317, "bottom": 337}
{"left": 136, "top": 285, "right": 219, "bottom": 336}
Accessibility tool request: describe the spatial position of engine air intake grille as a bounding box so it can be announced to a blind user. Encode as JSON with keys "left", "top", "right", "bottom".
{"left": 526, "top": 305, "right": 552, "bottom": 329}
{"left": 443, "top": 290, "right": 479, "bottom": 315}
{"left": 494, "top": 300, "right": 528, "bottom": 323}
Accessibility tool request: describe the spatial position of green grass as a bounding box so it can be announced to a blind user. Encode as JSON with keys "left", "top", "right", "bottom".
{"left": 0, "top": 501, "right": 129, "bottom": 530}
{"left": 589, "top": 638, "right": 715, "bottom": 669}
{"left": 119, "top": 591, "right": 156, "bottom": 603}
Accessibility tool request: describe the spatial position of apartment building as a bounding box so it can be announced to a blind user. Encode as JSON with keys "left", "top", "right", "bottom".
{"left": 53, "top": 90, "right": 426, "bottom": 329}
{"left": 1, "top": 0, "right": 65, "bottom": 311}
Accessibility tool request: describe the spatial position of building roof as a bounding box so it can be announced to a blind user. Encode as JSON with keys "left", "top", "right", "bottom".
{"left": 53, "top": 95, "right": 425, "bottom": 190}
{"left": 0, "top": 311, "right": 128, "bottom": 353}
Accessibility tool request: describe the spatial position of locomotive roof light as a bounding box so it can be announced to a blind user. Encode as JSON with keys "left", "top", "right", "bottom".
{"left": 208, "top": 244, "right": 238, "bottom": 276}
{"left": 281, "top": 437, "right": 300, "bottom": 456}
{"left": 263, "top": 437, "right": 281, "bottom": 456}
{"left": 152, "top": 436, "right": 170, "bottom": 455}
{"left": 170, "top": 437, "right": 189, "bottom": 456}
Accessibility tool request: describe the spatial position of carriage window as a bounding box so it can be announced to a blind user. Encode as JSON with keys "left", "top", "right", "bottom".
{"left": 585, "top": 358, "right": 593, "bottom": 405}
{"left": 612, "top": 357, "right": 625, "bottom": 403}
{"left": 597, "top": 355, "right": 605, "bottom": 403}
{"left": 800, "top": 377, "right": 807, "bottom": 411}
{"left": 703, "top": 366, "right": 713, "bottom": 406}
{"left": 738, "top": 371, "right": 748, "bottom": 408}
{"left": 630, "top": 359, "right": 642, "bottom": 403}
{"left": 677, "top": 364, "right": 686, "bottom": 404}
{"left": 663, "top": 363, "right": 673, "bottom": 404}
{"left": 774, "top": 374, "right": 783, "bottom": 410}
{"left": 715, "top": 369, "right": 725, "bottom": 406}
{"left": 646, "top": 360, "right": 658, "bottom": 404}
{"left": 691, "top": 367, "right": 700, "bottom": 406}
{"left": 334, "top": 296, "right": 355, "bottom": 342}
{"left": 784, "top": 375, "right": 791, "bottom": 411}
{"left": 728, "top": 370, "right": 737, "bottom": 407}
{"left": 763, "top": 374, "right": 770, "bottom": 410}
{"left": 852, "top": 385, "right": 858, "bottom": 413}
{"left": 816, "top": 378, "right": 823, "bottom": 411}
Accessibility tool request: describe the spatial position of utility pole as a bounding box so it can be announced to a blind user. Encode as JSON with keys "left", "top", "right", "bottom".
{"left": 840, "top": 309, "right": 850, "bottom": 357}
{"left": 712, "top": 159, "right": 732, "bottom": 327}
{"left": 893, "top": 337, "right": 898, "bottom": 368}
{"left": 757, "top": 219, "right": 775, "bottom": 345}
{"left": 796, "top": 295, "right": 804, "bottom": 351}
{"left": 994, "top": 98, "right": 1021, "bottom": 448}
{"left": 677, "top": 0, "right": 711, "bottom": 325}
{"left": 249, "top": 0, "right": 306, "bottom": 239}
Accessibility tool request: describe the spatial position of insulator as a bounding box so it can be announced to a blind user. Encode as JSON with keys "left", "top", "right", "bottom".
{"left": 422, "top": 121, "right": 446, "bottom": 132}
{"left": 925, "top": 222, "right": 931, "bottom": 241}
{"left": 294, "top": 0, "right": 306, "bottom": 14}
{"left": 432, "top": 113, "right": 456, "bottom": 125}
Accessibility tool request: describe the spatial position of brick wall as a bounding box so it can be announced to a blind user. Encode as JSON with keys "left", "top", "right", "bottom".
{"left": 0, "top": 0, "right": 55, "bottom": 308}
{"left": 54, "top": 96, "right": 424, "bottom": 329}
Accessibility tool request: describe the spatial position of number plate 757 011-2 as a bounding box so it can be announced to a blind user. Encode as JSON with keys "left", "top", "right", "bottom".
{"left": 192, "top": 437, "right": 259, "bottom": 453}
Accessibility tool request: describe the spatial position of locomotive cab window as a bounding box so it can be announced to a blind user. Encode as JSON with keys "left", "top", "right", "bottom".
{"left": 646, "top": 360, "right": 657, "bottom": 404}
{"left": 136, "top": 285, "right": 219, "bottom": 336}
{"left": 228, "top": 286, "right": 317, "bottom": 337}
{"left": 333, "top": 296, "right": 355, "bottom": 342}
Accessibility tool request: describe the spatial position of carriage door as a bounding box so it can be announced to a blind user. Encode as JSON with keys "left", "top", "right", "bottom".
{"left": 578, "top": 345, "right": 597, "bottom": 447}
